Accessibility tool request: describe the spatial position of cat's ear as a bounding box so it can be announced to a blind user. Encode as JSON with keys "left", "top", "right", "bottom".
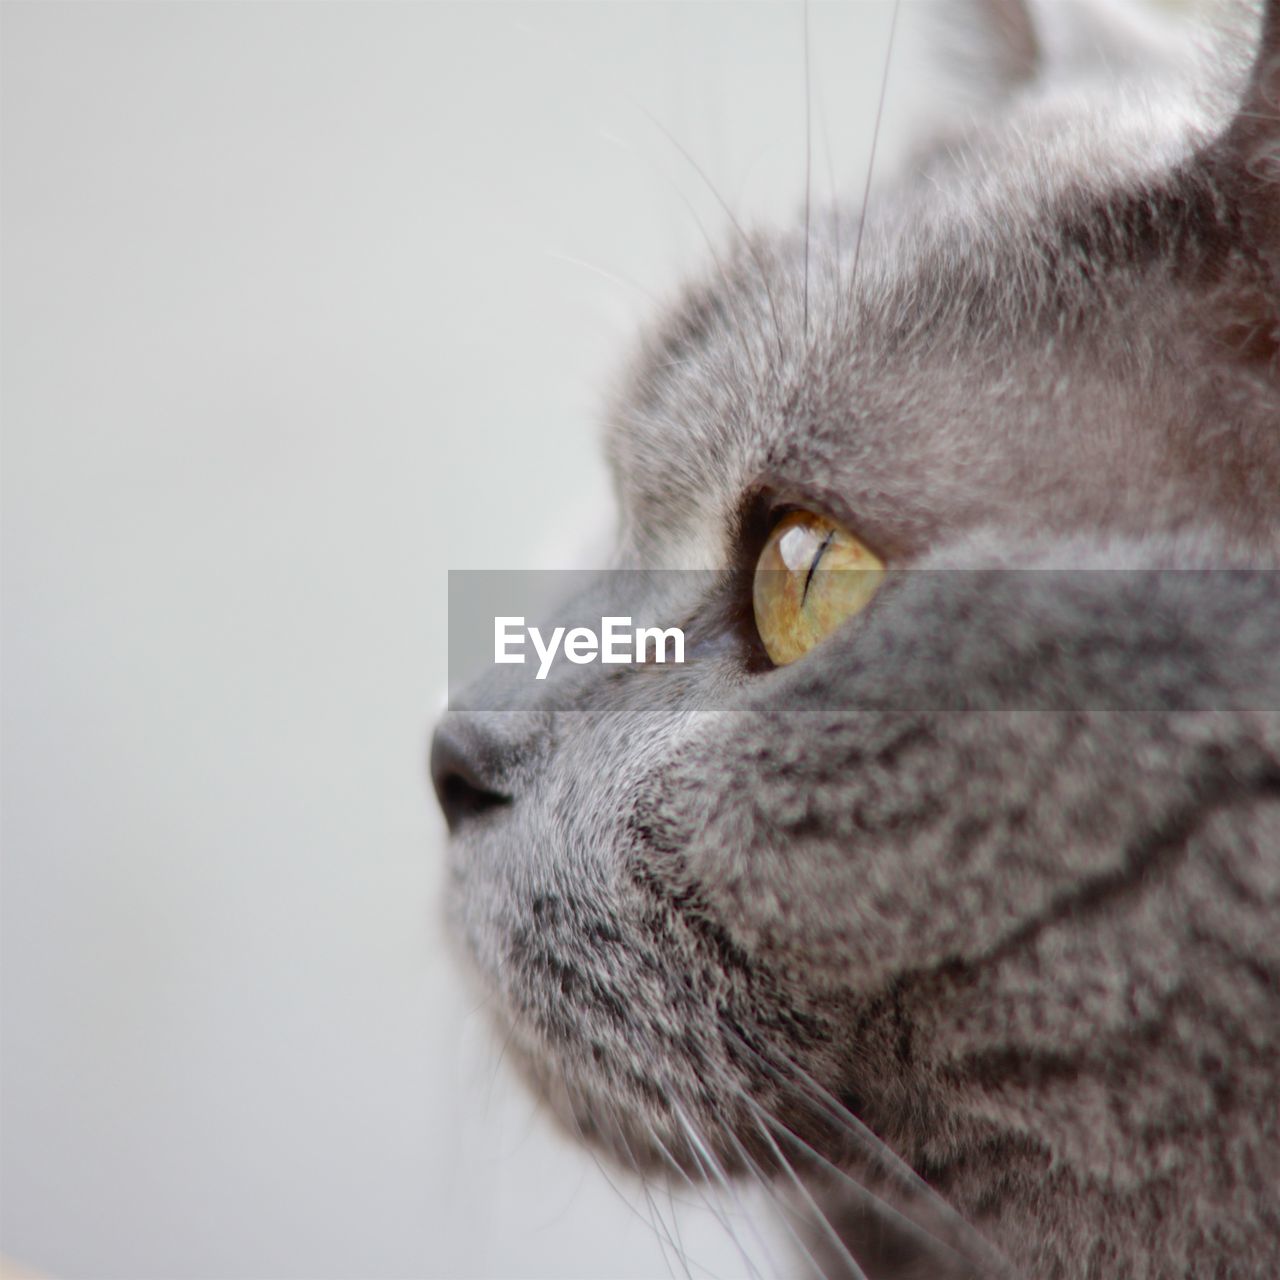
{"left": 968, "top": 0, "right": 1039, "bottom": 87}
{"left": 928, "top": 0, "right": 1040, "bottom": 94}
{"left": 1201, "top": 0, "right": 1280, "bottom": 364}
{"left": 1210, "top": 0, "right": 1280, "bottom": 268}
{"left": 940, "top": 0, "right": 1188, "bottom": 96}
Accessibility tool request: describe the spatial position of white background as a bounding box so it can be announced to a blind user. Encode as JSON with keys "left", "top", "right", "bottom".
{"left": 2, "top": 4, "right": 929, "bottom": 1276}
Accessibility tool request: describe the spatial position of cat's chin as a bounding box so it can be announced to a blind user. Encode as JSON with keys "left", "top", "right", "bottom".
{"left": 499, "top": 1006, "right": 1012, "bottom": 1276}
{"left": 482, "top": 982, "right": 903, "bottom": 1202}
{"left": 493, "top": 1009, "right": 774, "bottom": 1182}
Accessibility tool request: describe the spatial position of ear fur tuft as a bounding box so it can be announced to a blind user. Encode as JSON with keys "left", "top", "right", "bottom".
{"left": 930, "top": 0, "right": 1195, "bottom": 100}
{"left": 975, "top": 0, "right": 1041, "bottom": 87}
{"left": 1207, "top": 1, "right": 1280, "bottom": 322}
{"left": 1221, "top": 0, "right": 1280, "bottom": 184}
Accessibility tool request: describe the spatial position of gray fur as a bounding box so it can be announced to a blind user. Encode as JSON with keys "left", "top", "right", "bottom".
{"left": 435, "top": 2, "right": 1280, "bottom": 1275}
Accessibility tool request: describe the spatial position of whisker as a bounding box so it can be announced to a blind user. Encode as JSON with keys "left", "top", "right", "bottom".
{"left": 661, "top": 1158, "right": 692, "bottom": 1279}
{"left": 638, "top": 105, "right": 788, "bottom": 364}
{"left": 850, "top": 0, "right": 901, "bottom": 307}
{"left": 814, "top": 32, "right": 843, "bottom": 332}
{"left": 719, "top": 1121, "right": 847, "bottom": 1280}
{"left": 484, "top": 1015, "right": 520, "bottom": 1117}
{"left": 649, "top": 1127, "right": 769, "bottom": 1280}
{"left": 557, "top": 1070, "right": 685, "bottom": 1266}
{"left": 614, "top": 1107, "right": 689, "bottom": 1280}
{"left": 726, "top": 1028, "right": 935, "bottom": 1198}
{"left": 669, "top": 1099, "right": 776, "bottom": 1280}
{"left": 802, "top": 0, "right": 813, "bottom": 341}
{"left": 544, "top": 248, "right": 660, "bottom": 305}
{"left": 643, "top": 1174, "right": 688, "bottom": 1280}
{"left": 740, "top": 1117, "right": 870, "bottom": 1280}
{"left": 748, "top": 1097, "right": 980, "bottom": 1276}
{"left": 461, "top": 987, "right": 499, "bottom": 1021}
{"left": 597, "top": 127, "right": 769, "bottom": 387}
{"left": 721, "top": 1027, "right": 1009, "bottom": 1273}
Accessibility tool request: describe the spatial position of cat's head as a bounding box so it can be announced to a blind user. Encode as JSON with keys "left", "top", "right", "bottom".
{"left": 435, "top": 0, "right": 1279, "bottom": 1259}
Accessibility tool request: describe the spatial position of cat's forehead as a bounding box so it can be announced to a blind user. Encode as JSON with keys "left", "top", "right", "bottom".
{"left": 604, "top": 79, "right": 1252, "bottom": 565}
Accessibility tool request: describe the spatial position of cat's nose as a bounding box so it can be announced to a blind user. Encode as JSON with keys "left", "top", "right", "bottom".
{"left": 430, "top": 718, "right": 512, "bottom": 832}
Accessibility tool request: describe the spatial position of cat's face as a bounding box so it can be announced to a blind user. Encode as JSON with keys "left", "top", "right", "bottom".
{"left": 436, "top": 1, "right": 1279, "bottom": 1271}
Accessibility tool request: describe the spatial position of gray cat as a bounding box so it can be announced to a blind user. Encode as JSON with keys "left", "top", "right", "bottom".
{"left": 433, "top": 1, "right": 1280, "bottom": 1276}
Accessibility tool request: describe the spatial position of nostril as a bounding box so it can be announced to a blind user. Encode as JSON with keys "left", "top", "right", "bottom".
{"left": 438, "top": 769, "right": 510, "bottom": 830}
{"left": 430, "top": 723, "right": 512, "bottom": 832}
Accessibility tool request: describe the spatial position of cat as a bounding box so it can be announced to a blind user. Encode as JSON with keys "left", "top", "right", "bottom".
{"left": 432, "top": 1, "right": 1280, "bottom": 1276}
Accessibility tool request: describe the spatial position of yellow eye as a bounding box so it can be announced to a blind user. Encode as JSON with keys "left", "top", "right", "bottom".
{"left": 752, "top": 510, "right": 885, "bottom": 666}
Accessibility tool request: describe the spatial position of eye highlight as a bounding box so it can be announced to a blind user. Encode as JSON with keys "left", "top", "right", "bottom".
{"left": 752, "top": 510, "right": 885, "bottom": 666}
